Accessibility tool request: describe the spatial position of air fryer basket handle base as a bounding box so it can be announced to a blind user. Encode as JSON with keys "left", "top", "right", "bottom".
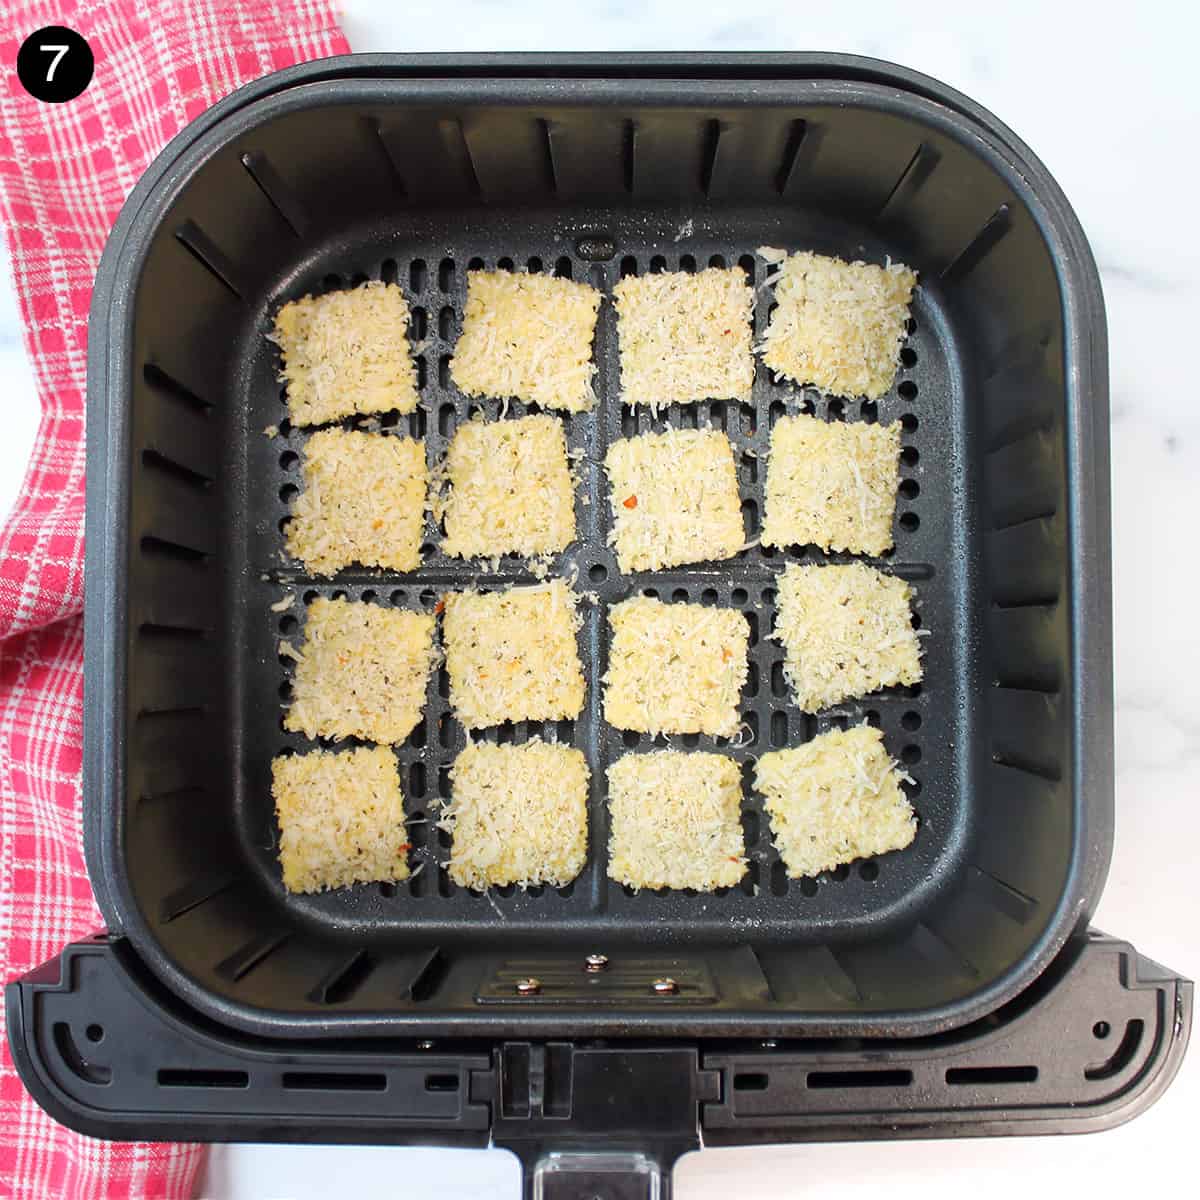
{"left": 499, "top": 1147, "right": 706, "bottom": 1200}
{"left": 6, "top": 932, "right": 1191, "bottom": 1183}
{"left": 511, "top": 1148, "right": 680, "bottom": 1200}
{"left": 489, "top": 1046, "right": 715, "bottom": 1199}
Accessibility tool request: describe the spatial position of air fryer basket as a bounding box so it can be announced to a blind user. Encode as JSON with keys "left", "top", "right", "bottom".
{"left": 80, "top": 55, "right": 1115, "bottom": 1041}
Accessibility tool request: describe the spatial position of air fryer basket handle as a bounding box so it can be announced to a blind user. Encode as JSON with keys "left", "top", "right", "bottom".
{"left": 5, "top": 933, "right": 1192, "bottom": 1181}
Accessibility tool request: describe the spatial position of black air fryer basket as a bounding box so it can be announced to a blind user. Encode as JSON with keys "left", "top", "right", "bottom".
{"left": 6, "top": 54, "right": 1191, "bottom": 1196}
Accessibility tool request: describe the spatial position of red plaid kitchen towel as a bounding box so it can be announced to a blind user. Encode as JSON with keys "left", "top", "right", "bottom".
{"left": 0, "top": 3, "right": 348, "bottom": 1197}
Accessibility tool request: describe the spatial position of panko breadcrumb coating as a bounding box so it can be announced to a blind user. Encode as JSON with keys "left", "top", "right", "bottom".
{"left": 605, "top": 427, "right": 744, "bottom": 572}
{"left": 607, "top": 750, "right": 747, "bottom": 891}
{"left": 441, "top": 739, "right": 589, "bottom": 890}
{"left": 285, "top": 429, "right": 426, "bottom": 576}
{"left": 272, "top": 745, "right": 409, "bottom": 893}
{"left": 761, "top": 413, "right": 900, "bottom": 556}
{"left": 772, "top": 562, "right": 923, "bottom": 712}
{"left": 273, "top": 281, "right": 419, "bottom": 426}
{"left": 450, "top": 270, "right": 602, "bottom": 412}
{"left": 283, "top": 597, "right": 436, "bottom": 745}
{"left": 435, "top": 414, "right": 576, "bottom": 561}
{"left": 442, "top": 580, "right": 585, "bottom": 729}
{"left": 757, "top": 247, "right": 917, "bottom": 400}
{"left": 756, "top": 724, "right": 916, "bottom": 877}
{"left": 613, "top": 268, "right": 754, "bottom": 409}
{"left": 603, "top": 595, "right": 749, "bottom": 738}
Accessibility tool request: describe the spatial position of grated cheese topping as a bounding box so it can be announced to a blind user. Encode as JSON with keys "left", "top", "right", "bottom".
{"left": 284, "top": 596, "right": 436, "bottom": 745}
{"left": 604, "top": 595, "right": 749, "bottom": 738}
{"left": 605, "top": 427, "right": 744, "bottom": 572}
{"left": 443, "top": 579, "right": 586, "bottom": 729}
{"left": 613, "top": 268, "right": 754, "bottom": 409}
{"left": 772, "top": 562, "right": 923, "bottom": 712}
{"left": 762, "top": 413, "right": 901, "bottom": 555}
{"left": 755, "top": 724, "right": 916, "bottom": 877}
{"left": 450, "top": 270, "right": 602, "bottom": 412}
{"left": 435, "top": 414, "right": 576, "bottom": 560}
{"left": 757, "top": 248, "right": 917, "bottom": 400}
{"left": 440, "top": 738, "right": 589, "bottom": 890}
{"left": 273, "top": 281, "right": 419, "bottom": 426}
{"left": 607, "top": 750, "right": 747, "bottom": 891}
{"left": 272, "top": 745, "right": 409, "bottom": 893}
{"left": 285, "top": 429, "right": 426, "bottom": 576}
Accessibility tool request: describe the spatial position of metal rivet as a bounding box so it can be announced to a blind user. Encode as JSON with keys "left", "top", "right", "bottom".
{"left": 651, "top": 977, "right": 679, "bottom": 995}
{"left": 585, "top": 954, "right": 609, "bottom": 973}
{"left": 515, "top": 977, "right": 542, "bottom": 996}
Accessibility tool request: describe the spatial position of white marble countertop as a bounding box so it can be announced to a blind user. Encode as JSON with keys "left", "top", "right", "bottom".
{"left": 2, "top": 2, "right": 1196, "bottom": 1196}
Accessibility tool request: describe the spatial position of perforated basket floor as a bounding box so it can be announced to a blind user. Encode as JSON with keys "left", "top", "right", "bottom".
{"left": 243, "top": 205, "right": 966, "bottom": 946}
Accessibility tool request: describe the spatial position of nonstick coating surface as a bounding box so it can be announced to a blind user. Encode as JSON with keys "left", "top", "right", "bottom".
{"left": 239, "top": 204, "right": 976, "bottom": 947}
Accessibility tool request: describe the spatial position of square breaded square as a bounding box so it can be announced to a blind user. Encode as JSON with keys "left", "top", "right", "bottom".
{"left": 443, "top": 579, "right": 585, "bottom": 729}
{"left": 773, "top": 562, "right": 923, "bottom": 713}
{"left": 442, "top": 739, "right": 589, "bottom": 890}
{"left": 436, "top": 414, "right": 575, "bottom": 561}
{"left": 605, "top": 428, "right": 744, "bottom": 572}
{"left": 613, "top": 268, "right": 754, "bottom": 408}
{"left": 758, "top": 248, "right": 917, "bottom": 400}
{"left": 603, "top": 595, "right": 749, "bottom": 738}
{"left": 273, "top": 281, "right": 419, "bottom": 426}
{"left": 283, "top": 597, "right": 436, "bottom": 745}
{"left": 756, "top": 724, "right": 917, "bottom": 877}
{"left": 272, "top": 745, "right": 409, "bottom": 894}
{"left": 762, "top": 413, "right": 900, "bottom": 556}
{"left": 285, "top": 429, "right": 426, "bottom": 576}
{"left": 607, "top": 750, "right": 746, "bottom": 891}
{"left": 450, "top": 270, "right": 602, "bottom": 412}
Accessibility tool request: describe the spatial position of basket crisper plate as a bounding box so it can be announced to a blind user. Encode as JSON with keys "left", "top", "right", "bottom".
{"left": 241, "top": 204, "right": 976, "bottom": 945}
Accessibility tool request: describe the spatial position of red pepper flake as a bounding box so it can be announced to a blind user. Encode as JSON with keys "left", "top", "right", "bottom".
{"left": 623, "top": 494, "right": 638, "bottom": 509}
{"left": 398, "top": 843, "right": 412, "bottom": 854}
{"left": 729, "top": 856, "right": 741, "bottom": 862}
{"left": 434, "top": 597, "right": 446, "bottom": 615}
{"left": 723, "top": 328, "right": 731, "bottom": 335}
{"left": 721, "top": 647, "right": 732, "bottom": 662}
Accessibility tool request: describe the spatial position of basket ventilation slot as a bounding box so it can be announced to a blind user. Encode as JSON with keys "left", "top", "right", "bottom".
{"left": 941, "top": 205, "right": 1013, "bottom": 284}
{"left": 945, "top": 1064, "right": 1038, "bottom": 1085}
{"left": 239, "top": 151, "right": 308, "bottom": 237}
{"left": 175, "top": 221, "right": 244, "bottom": 299}
{"left": 142, "top": 363, "right": 211, "bottom": 412}
{"left": 282, "top": 1071, "right": 387, "bottom": 1092}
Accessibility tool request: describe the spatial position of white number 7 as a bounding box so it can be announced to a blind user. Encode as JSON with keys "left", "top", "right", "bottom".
{"left": 39, "top": 43, "right": 69, "bottom": 82}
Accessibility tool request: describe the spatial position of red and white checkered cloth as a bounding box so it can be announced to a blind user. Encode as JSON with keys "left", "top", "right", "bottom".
{"left": 0, "top": 3, "right": 348, "bottom": 1197}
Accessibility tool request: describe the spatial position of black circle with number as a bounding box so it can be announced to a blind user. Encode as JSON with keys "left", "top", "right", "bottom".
{"left": 17, "top": 26, "right": 94, "bottom": 104}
